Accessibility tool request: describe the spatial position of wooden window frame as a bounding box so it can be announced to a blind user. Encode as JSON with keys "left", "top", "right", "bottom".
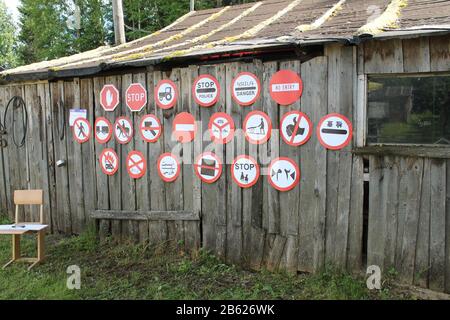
{"left": 354, "top": 72, "right": 450, "bottom": 159}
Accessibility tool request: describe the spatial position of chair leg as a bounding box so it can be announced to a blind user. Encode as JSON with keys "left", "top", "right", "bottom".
{"left": 27, "top": 261, "right": 40, "bottom": 271}
{"left": 2, "top": 260, "right": 14, "bottom": 269}
{"left": 37, "top": 230, "right": 45, "bottom": 262}
{"left": 12, "top": 234, "right": 20, "bottom": 260}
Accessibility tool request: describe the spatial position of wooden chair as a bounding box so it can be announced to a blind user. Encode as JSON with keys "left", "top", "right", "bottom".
{"left": 1, "top": 190, "right": 48, "bottom": 270}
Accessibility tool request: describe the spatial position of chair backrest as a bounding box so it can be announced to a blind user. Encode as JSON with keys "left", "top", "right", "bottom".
{"left": 14, "top": 190, "right": 43, "bottom": 224}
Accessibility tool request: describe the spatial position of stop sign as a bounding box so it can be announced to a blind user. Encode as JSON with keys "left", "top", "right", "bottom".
{"left": 126, "top": 83, "right": 147, "bottom": 112}
{"left": 100, "top": 84, "right": 119, "bottom": 111}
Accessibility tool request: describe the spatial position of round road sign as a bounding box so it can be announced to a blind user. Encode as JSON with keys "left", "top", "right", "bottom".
{"left": 114, "top": 116, "right": 133, "bottom": 144}
{"left": 317, "top": 113, "right": 353, "bottom": 150}
{"left": 231, "top": 72, "right": 261, "bottom": 106}
{"left": 99, "top": 148, "right": 119, "bottom": 176}
{"left": 269, "top": 70, "right": 303, "bottom": 106}
{"left": 243, "top": 110, "right": 272, "bottom": 144}
{"left": 157, "top": 153, "right": 181, "bottom": 183}
{"left": 280, "top": 111, "right": 312, "bottom": 146}
{"left": 139, "top": 114, "right": 162, "bottom": 143}
{"left": 231, "top": 155, "right": 260, "bottom": 188}
{"left": 208, "top": 112, "right": 235, "bottom": 144}
{"left": 126, "top": 150, "right": 146, "bottom": 179}
{"left": 155, "top": 79, "right": 178, "bottom": 109}
{"left": 268, "top": 157, "right": 300, "bottom": 192}
{"left": 194, "top": 152, "right": 222, "bottom": 183}
{"left": 73, "top": 117, "right": 91, "bottom": 144}
{"left": 94, "top": 117, "right": 113, "bottom": 144}
{"left": 193, "top": 75, "right": 220, "bottom": 107}
{"left": 173, "top": 112, "right": 196, "bottom": 143}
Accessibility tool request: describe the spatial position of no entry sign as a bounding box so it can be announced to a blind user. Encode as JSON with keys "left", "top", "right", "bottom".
{"left": 100, "top": 84, "right": 120, "bottom": 111}
{"left": 243, "top": 110, "right": 272, "bottom": 144}
{"left": 173, "top": 112, "right": 196, "bottom": 143}
{"left": 193, "top": 75, "right": 220, "bottom": 107}
{"left": 99, "top": 148, "right": 119, "bottom": 176}
{"left": 268, "top": 157, "right": 300, "bottom": 192}
{"left": 269, "top": 70, "right": 303, "bottom": 106}
{"left": 280, "top": 111, "right": 312, "bottom": 146}
{"left": 94, "top": 117, "right": 112, "bottom": 144}
{"left": 231, "top": 155, "right": 260, "bottom": 188}
{"left": 194, "top": 152, "right": 222, "bottom": 183}
{"left": 231, "top": 72, "right": 261, "bottom": 106}
{"left": 317, "top": 113, "right": 353, "bottom": 150}
{"left": 155, "top": 79, "right": 178, "bottom": 109}
{"left": 126, "top": 83, "right": 147, "bottom": 112}
{"left": 139, "top": 114, "right": 162, "bottom": 143}
{"left": 126, "top": 150, "right": 146, "bottom": 179}
{"left": 157, "top": 153, "right": 180, "bottom": 182}
{"left": 208, "top": 112, "right": 235, "bottom": 144}
{"left": 114, "top": 116, "right": 133, "bottom": 144}
{"left": 72, "top": 117, "right": 91, "bottom": 144}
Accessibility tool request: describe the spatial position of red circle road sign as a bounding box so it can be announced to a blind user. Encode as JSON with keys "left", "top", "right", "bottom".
{"left": 94, "top": 117, "right": 113, "bottom": 144}
{"left": 268, "top": 157, "right": 300, "bottom": 192}
{"left": 155, "top": 79, "right": 178, "bottom": 109}
{"left": 317, "top": 113, "right": 353, "bottom": 150}
{"left": 140, "top": 114, "right": 162, "bottom": 143}
{"left": 99, "top": 148, "right": 119, "bottom": 176}
{"left": 126, "top": 83, "right": 147, "bottom": 112}
{"left": 157, "top": 153, "right": 181, "bottom": 183}
{"left": 231, "top": 155, "right": 260, "bottom": 188}
{"left": 126, "top": 150, "right": 146, "bottom": 179}
{"left": 193, "top": 75, "right": 220, "bottom": 107}
{"left": 231, "top": 72, "right": 261, "bottom": 106}
{"left": 269, "top": 70, "right": 303, "bottom": 106}
{"left": 280, "top": 111, "right": 312, "bottom": 147}
{"left": 72, "top": 117, "right": 91, "bottom": 143}
{"left": 114, "top": 116, "right": 133, "bottom": 144}
{"left": 243, "top": 110, "right": 272, "bottom": 145}
{"left": 100, "top": 84, "right": 120, "bottom": 111}
{"left": 194, "top": 152, "right": 222, "bottom": 183}
{"left": 173, "top": 112, "right": 196, "bottom": 143}
{"left": 208, "top": 112, "right": 235, "bottom": 144}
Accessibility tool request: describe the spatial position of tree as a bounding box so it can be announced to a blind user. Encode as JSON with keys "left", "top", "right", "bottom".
{"left": 18, "top": 0, "right": 73, "bottom": 64}
{"left": 0, "top": 0, "right": 19, "bottom": 69}
{"left": 18, "top": 0, "right": 113, "bottom": 65}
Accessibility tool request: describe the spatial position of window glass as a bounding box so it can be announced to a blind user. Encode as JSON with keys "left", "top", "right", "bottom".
{"left": 367, "top": 75, "right": 450, "bottom": 145}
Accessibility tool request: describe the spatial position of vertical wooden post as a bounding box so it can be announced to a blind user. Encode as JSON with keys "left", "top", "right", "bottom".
{"left": 37, "top": 231, "right": 45, "bottom": 262}
{"left": 12, "top": 235, "right": 20, "bottom": 261}
{"left": 112, "top": 0, "right": 126, "bottom": 45}
{"left": 190, "top": 0, "right": 195, "bottom": 11}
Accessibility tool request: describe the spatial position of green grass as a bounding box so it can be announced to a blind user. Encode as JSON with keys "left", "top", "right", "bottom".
{"left": 0, "top": 216, "right": 410, "bottom": 300}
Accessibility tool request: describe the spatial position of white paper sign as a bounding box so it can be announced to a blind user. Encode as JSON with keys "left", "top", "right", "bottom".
{"left": 69, "top": 109, "right": 87, "bottom": 126}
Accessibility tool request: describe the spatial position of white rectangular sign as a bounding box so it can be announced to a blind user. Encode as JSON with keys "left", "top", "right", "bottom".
{"left": 69, "top": 109, "right": 87, "bottom": 127}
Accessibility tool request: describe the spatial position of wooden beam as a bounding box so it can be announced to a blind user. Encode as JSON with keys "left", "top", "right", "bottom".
{"left": 90, "top": 210, "right": 199, "bottom": 221}
{"left": 353, "top": 146, "right": 450, "bottom": 159}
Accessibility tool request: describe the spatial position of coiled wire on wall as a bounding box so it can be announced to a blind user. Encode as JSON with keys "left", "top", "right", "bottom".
{"left": 1, "top": 96, "right": 28, "bottom": 148}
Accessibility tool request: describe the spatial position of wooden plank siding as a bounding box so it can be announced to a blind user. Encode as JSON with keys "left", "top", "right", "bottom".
{"left": 363, "top": 35, "right": 450, "bottom": 293}
{"left": 0, "top": 34, "right": 448, "bottom": 293}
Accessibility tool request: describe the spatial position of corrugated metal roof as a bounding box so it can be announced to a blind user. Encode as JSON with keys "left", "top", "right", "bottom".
{"left": 2, "top": 0, "right": 450, "bottom": 82}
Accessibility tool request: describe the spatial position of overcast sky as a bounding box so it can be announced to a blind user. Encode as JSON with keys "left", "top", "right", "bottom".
{"left": 5, "top": 0, "right": 20, "bottom": 23}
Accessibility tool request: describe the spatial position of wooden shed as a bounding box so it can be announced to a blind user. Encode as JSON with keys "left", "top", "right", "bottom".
{"left": 1, "top": 0, "right": 450, "bottom": 293}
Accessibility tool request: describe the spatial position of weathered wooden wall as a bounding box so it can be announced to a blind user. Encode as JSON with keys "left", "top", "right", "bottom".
{"left": 362, "top": 35, "right": 450, "bottom": 293}
{"left": 0, "top": 34, "right": 449, "bottom": 293}
{"left": 0, "top": 47, "right": 363, "bottom": 274}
